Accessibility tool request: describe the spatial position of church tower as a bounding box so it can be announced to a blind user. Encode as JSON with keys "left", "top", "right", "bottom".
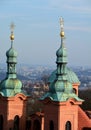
{"left": 0, "top": 24, "right": 28, "bottom": 130}
{"left": 40, "top": 18, "right": 83, "bottom": 130}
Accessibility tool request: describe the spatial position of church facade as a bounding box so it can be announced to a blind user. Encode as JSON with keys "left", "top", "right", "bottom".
{"left": 0, "top": 18, "right": 91, "bottom": 130}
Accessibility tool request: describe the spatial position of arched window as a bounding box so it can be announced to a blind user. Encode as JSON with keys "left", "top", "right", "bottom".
{"left": 0, "top": 115, "right": 3, "bottom": 130}
{"left": 13, "top": 115, "right": 19, "bottom": 130}
{"left": 33, "top": 119, "right": 41, "bottom": 130}
{"left": 65, "top": 121, "right": 71, "bottom": 130}
{"left": 49, "top": 120, "right": 54, "bottom": 130}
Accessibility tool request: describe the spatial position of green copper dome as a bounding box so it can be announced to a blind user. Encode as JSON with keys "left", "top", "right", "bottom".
{"left": 56, "top": 44, "right": 67, "bottom": 63}
{"left": 6, "top": 47, "right": 17, "bottom": 57}
{"left": 0, "top": 78, "right": 22, "bottom": 97}
{"left": 41, "top": 81, "right": 81, "bottom": 102}
{"left": 48, "top": 67, "right": 80, "bottom": 84}
{"left": 56, "top": 46, "right": 67, "bottom": 57}
{"left": 41, "top": 75, "right": 82, "bottom": 102}
{"left": 0, "top": 79, "right": 22, "bottom": 89}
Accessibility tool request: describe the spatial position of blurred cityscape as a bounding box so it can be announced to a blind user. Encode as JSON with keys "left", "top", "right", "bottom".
{"left": 0, "top": 63, "right": 91, "bottom": 98}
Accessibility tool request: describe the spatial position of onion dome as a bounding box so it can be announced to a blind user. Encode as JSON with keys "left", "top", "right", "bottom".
{"left": 6, "top": 46, "right": 17, "bottom": 57}
{"left": 0, "top": 79, "right": 22, "bottom": 89}
{"left": 56, "top": 46, "right": 67, "bottom": 57}
{"left": 6, "top": 44, "right": 18, "bottom": 64}
{"left": 6, "top": 28, "right": 17, "bottom": 58}
{"left": 0, "top": 79, "right": 22, "bottom": 97}
{"left": 56, "top": 44, "right": 67, "bottom": 63}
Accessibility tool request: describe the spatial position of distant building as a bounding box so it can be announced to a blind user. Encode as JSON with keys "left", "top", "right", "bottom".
{"left": 0, "top": 19, "right": 91, "bottom": 130}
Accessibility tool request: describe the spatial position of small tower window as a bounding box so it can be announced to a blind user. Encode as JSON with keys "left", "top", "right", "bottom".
{"left": 65, "top": 121, "right": 71, "bottom": 130}
{"left": 13, "top": 115, "right": 19, "bottom": 130}
{"left": 0, "top": 115, "right": 3, "bottom": 130}
{"left": 73, "top": 88, "right": 76, "bottom": 94}
{"left": 49, "top": 120, "right": 54, "bottom": 130}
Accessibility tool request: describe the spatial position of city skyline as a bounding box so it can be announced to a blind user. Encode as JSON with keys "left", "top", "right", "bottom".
{"left": 0, "top": 0, "right": 91, "bottom": 67}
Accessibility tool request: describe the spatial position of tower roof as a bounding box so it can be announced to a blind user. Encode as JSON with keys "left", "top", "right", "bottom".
{"left": 0, "top": 23, "right": 25, "bottom": 97}
{"left": 0, "top": 79, "right": 22, "bottom": 97}
{"left": 40, "top": 17, "right": 83, "bottom": 102}
{"left": 48, "top": 67, "right": 80, "bottom": 84}
{"left": 6, "top": 23, "right": 17, "bottom": 58}
{"left": 6, "top": 45, "right": 17, "bottom": 58}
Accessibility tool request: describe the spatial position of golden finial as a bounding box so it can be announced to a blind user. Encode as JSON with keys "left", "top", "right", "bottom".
{"left": 60, "top": 17, "right": 65, "bottom": 37}
{"left": 10, "top": 22, "right": 15, "bottom": 41}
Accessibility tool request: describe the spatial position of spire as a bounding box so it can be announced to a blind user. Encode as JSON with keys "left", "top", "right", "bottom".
{"left": 0, "top": 23, "right": 23, "bottom": 97}
{"left": 56, "top": 17, "right": 67, "bottom": 81}
{"left": 40, "top": 17, "right": 83, "bottom": 102}
{"left": 6, "top": 23, "right": 17, "bottom": 78}
{"left": 10, "top": 22, "right": 15, "bottom": 48}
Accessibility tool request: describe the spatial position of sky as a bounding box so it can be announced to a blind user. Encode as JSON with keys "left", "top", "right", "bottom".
{"left": 0, "top": 0, "right": 91, "bottom": 67}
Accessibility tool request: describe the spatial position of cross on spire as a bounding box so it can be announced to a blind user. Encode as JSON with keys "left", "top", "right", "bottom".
{"left": 10, "top": 22, "right": 15, "bottom": 33}
{"left": 60, "top": 17, "right": 64, "bottom": 30}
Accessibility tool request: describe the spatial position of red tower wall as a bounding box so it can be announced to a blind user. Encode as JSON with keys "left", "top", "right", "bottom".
{"left": 0, "top": 94, "right": 27, "bottom": 130}
{"left": 42, "top": 98, "right": 82, "bottom": 130}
